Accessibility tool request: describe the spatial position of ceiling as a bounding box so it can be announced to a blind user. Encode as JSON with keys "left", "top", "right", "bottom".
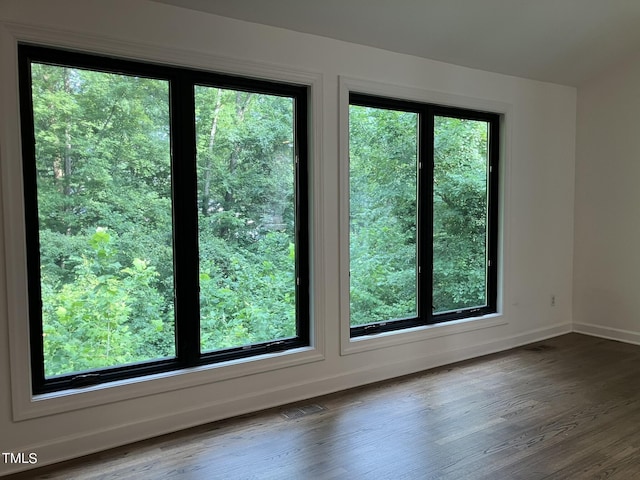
{"left": 152, "top": 0, "right": 640, "bottom": 86}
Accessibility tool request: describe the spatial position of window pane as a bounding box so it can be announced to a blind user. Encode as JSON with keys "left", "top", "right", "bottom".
{"left": 349, "top": 105, "right": 418, "bottom": 326}
{"left": 195, "top": 87, "right": 297, "bottom": 351}
{"left": 433, "top": 116, "right": 489, "bottom": 313}
{"left": 30, "top": 63, "right": 176, "bottom": 378}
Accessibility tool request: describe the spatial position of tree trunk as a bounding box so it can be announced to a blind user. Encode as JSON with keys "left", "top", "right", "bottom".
{"left": 63, "top": 67, "right": 73, "bottom": 197}
{"left": 202, "top": 90, "right": 222, "bottom": 216}
{"left": 219, "top": 92, "right": 252, "bottom": 238}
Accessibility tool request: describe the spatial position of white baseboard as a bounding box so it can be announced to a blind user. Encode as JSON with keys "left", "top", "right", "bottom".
{"left": 1, "top": 322, "right": 572, "bottom": 477}
{"left": 572, "top": 322, "right": 640, "bottom": 346}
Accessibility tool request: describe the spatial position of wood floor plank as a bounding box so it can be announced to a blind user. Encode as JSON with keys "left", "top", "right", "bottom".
{"left": 6, "top": 333, "right": 640, "bottom": 479}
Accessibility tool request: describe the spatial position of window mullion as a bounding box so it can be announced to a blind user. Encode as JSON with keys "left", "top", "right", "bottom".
{"left": 418, "top": 107, "right": 434, "bottom": 324}
{"left": 171, "top": 74, "right": 201, "bottom": 366}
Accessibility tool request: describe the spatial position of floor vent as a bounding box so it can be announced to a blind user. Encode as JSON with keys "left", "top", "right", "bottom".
{"left": 280, "top": 403, "right": 327, "bottom": 420}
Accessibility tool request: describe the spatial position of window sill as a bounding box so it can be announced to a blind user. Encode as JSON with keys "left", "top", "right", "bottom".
{"left": 341, "top": 314, "right": 507, "bottom": 355}
{"left": 16, "top": 346, "right": 324, "bottom": 421}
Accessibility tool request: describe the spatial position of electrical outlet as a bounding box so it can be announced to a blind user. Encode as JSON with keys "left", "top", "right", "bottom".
{"left": 551, "top": 295, "right": 556, "bottom": 307}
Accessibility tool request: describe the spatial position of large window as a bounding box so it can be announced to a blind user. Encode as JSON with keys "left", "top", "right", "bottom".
{"left": 19, "top": 45, "right": 309, "bottom": 394}
{"left": 349, "top": 93, "right": 498, "bottom": 336}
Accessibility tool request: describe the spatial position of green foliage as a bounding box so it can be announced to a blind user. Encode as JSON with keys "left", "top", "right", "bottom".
{"left": 349, "top": 106, "right": 491, "bottom": 324}
{"left": 32, "top": 59, "right": 493, "bottom": 376}
{"left": 33, "top": 64, "right": 299, "bottom": 376}
{"left": 195, "top": 86, "right": 298, "bottom": 351}
{"left": 433, "top": 117, "right": 489, "bottom": 312}
{"left": 349, "top": 105, "right": 418, "bottom": 325}
{"left": 199, "top": 232, "right": 295, "bottom": 351}
{"left": 41, "top": 229, "right": 173, "bottom": 377}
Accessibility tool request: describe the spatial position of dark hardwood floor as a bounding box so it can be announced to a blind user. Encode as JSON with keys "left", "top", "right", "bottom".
{"left": 6, "top": 333, "right": 640, "bottom": 479}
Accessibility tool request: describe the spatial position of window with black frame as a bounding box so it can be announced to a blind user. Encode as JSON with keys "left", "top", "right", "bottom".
{"left": 18, "top": 45, "right": 309, "bottom": 394}
{"left": 349, "top": 93, "right": 499, "bottom": 337}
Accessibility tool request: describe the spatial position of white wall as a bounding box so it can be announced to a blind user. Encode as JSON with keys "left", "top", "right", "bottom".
{"left": 0, "top": 0, "right": 576, "bottom": 475}
{"left": 574, "top": 54, "right": 640, "bottom": 343}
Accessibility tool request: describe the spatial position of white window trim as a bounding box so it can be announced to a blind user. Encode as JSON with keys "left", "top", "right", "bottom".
{"left": 338, "top": 75, "right": 512, "bottom": 356}
{"left": 0, "top": 21, "right": 326, "bottom": 421}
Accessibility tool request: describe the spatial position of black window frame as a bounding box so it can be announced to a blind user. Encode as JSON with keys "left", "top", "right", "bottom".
{"left": 349, "top": 92, "right": 499, "bottom": 337}
{"left": 18, "top": 44, "right": 310, "bottom": 394}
